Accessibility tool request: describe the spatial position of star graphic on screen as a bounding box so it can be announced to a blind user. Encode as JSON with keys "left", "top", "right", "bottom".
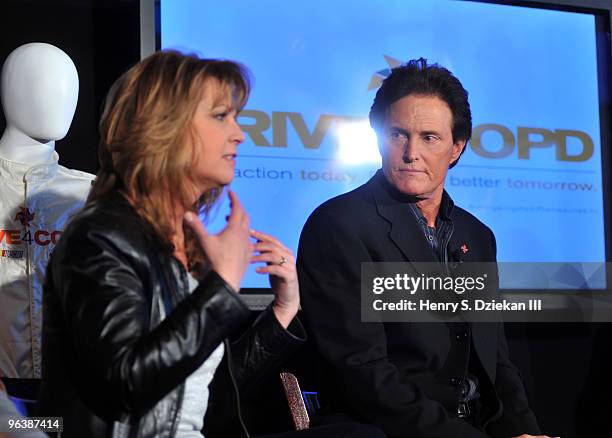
{"left": 15, "top": 206, "right": 35, "bottom": 227}
{"left": 368, "top": 55, "right": 403, "bottom": 91}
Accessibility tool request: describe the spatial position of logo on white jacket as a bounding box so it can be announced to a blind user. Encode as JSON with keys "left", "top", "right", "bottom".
{"left": 0, "top": 206, "right": 62, "bottom": 254}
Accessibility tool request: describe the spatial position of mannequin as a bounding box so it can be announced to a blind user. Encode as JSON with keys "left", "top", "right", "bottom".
{"left": 0, "top": 43, "right": 94, "bottom": 378}
{"left": 0, "top": 43, "right": 79, "bottom": 163}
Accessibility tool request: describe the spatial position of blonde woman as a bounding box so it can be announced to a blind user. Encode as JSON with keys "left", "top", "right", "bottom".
{"left": 38, "top": 51, "right": 383, "bottom": 438}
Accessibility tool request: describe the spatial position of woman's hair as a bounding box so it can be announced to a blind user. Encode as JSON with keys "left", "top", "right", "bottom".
{"left": 89, "top": 49, "right": 250, "bottom": 277}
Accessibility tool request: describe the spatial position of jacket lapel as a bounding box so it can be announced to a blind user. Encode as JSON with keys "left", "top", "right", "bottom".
{"left": 370, "top": 170, "right": 438, "bottom": 264}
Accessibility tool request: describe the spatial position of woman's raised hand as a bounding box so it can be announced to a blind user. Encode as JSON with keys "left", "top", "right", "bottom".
{"left": 184, "top": 191, "right": 252, "bottom": 292}
{"left": 250, "top": 229, "right": 299, "bottom": 329}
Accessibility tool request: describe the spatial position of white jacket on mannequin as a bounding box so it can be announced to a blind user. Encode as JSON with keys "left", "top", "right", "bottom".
{"left": 0, "top": 152, "right": 94, "bottom": 378}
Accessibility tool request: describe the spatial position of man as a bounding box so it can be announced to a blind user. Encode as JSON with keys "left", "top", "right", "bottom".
{"left": 297, "top": 59, "right": 546, "bottom": 438}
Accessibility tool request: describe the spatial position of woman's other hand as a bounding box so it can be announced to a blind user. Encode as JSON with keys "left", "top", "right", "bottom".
{"left": 251, "top": 229, "right": 299, "bottom": 329}
{"left": 184, "top": 191, "right": 252, "bottom": 292}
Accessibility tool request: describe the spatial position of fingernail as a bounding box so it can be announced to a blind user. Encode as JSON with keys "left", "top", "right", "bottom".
{"left": 184, "top": 212, "right": 195, "bottom": 222}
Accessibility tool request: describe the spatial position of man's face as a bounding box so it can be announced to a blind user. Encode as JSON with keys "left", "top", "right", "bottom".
{"left": 378, "top": 94, "right": 465, "bottom": 199}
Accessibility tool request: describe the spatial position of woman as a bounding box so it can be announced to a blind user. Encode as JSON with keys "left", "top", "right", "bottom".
{"left": 39, "top": 51, "right": 383, "bottom": 438}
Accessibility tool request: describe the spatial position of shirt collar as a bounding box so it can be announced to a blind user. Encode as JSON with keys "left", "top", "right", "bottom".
{"left": 375, "top": 169, "right": 455, "bottom": 222}
{"left": 0, "top": 151, "right": 60, "bottom": 183}
{"left": 438, "top": 190, "right": 455, "bottom": 221}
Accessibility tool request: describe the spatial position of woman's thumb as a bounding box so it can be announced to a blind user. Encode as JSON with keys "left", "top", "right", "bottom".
{"left": 184, "top": 212, "right": 209, "bottom": 244}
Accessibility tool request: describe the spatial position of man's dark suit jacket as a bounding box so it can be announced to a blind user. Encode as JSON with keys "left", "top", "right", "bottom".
{"left": 297, "top": 170, "right": 540, "bottom": 438}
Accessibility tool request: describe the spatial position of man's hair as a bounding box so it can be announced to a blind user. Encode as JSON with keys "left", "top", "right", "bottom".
{"left": 369, "top": 58, "right": 471, "bottom": 168}
{"left": 89, "top": 49, "right": 250, "bottom": 277}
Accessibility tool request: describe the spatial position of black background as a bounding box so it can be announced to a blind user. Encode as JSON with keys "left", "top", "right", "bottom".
{"left": 0, "top": 0, "right": 141, "bottom": 174}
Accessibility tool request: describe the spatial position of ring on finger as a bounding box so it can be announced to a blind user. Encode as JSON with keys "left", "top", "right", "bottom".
{"left": 278, "top": 256, "right": 287, "bottom": 266}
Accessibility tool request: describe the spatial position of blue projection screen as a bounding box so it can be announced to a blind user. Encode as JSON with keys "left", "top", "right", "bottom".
{"left": 160, "top": 0, "right": 606, "bottom": 289}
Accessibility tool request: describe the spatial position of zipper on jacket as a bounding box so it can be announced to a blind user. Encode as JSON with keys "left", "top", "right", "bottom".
{"left": 22, "top": 175, "right": 37, "bottom": 377}
{"left": 224, "top": 339, "right": 250, "bottom": 438}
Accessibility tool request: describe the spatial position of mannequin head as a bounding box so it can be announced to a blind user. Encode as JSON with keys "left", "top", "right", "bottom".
{"left": 0, "top": 42, "right": 79, "bottom": 163}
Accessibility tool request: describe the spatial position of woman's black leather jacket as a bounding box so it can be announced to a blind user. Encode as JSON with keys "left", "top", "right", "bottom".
{"left": 38, "top": 192, "right": 305, "bottom": 437}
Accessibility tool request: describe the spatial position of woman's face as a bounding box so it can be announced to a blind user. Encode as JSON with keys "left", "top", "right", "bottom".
{"left": 190, "top": 80, "right": 245, "bottom": 192}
